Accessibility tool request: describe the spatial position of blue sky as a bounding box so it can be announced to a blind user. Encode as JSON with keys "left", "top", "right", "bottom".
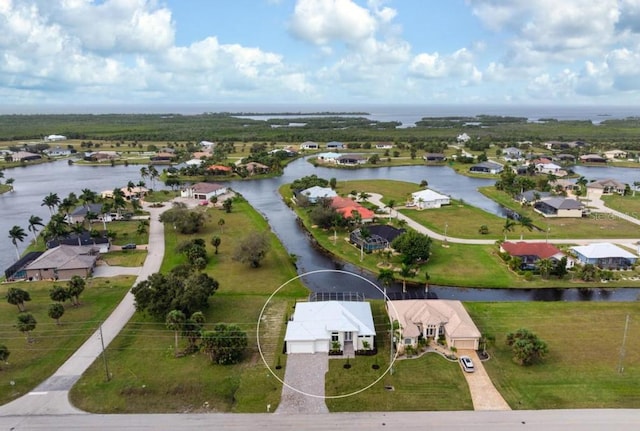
{"left": 1, "top": 0, "right": 640, "bottom": 110}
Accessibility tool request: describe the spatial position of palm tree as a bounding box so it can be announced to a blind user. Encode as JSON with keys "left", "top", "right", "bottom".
{"left": 41, "top": 192, "right": 61, "bottom": 215}
{"left": 218, "top": 218, "right": 225, "bottom": 234}
{"left": 6, "top": 287, "right": 30, "bottom": 312}
{"left": 101, "top": 201, "right": 113, "bottom": 230}
{"left": 148, "top": 166, "right": 159, "bottom": 190}
{"left": 398, "top": 263, "right": 414, "bottom": 293}
{"left": 537, "top": 258, "right": 553, "bottom": 279}
{"left": 28, "top": 215, "right": 44, "bottom": 243}
{"left": 166, "top": 309, "right": 186, "bottom": 357}
{"left": 386, "top": 199, "right": 396, "bottom": 218}
{"left": 70, "top": 223, "right": 85, "bottom": 246}
{"left": 59, "top": 197, "right": 75, "bottom": 220}
{"left": 140, "top": 166, "right": 149, "bottom": 184}
{"left": 377, "top": 269, "right": 395, "bottom": 298}
{"left": 517, "top": 214, "right": 534, "bottom": 239}
{"left": 80, "top": 188, "right": 97, "bottom": 208}
{"left": 16, "top": 312, "right": 37, "bottom": 343}
{"left": 48, "top": 303, "right": 65, "bottom": 325}
{"left": 211, "top": 236, "right": 221, "bottom": 254}
{"left": 502, "top": 218, "right": 516, "bottom": 241}
{"left": 8, "top": 225, "right": 26, "bottom": 261}
{"left": 358, "top": 191, "right": 370, "bottom": 203}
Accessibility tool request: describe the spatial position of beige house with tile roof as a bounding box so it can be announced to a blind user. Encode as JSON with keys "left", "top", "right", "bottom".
{"left": 387, "top": 300, "right": 481, "bottom": 353}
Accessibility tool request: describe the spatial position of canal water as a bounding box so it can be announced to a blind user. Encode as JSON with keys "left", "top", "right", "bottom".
{"left": 3, "top": 159, "right": 640, "bottom": 301}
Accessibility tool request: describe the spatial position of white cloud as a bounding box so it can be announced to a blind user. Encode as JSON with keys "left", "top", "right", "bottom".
{"left": 289, "top": 0, "right": 377, "bottom": 47}
{"left": 409, "top": 48, "right": 481, "bottom": 85}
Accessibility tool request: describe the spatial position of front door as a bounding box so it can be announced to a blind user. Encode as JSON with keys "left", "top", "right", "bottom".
{"left": 345, "top": 332, "right": 352, "bottom": 342}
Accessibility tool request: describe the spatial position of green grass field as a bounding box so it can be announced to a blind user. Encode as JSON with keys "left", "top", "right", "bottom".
{"left": 70, "top": 197, "right": 306, "bottom": 413}
{"left": 466, "top": 302, "right": 640, "bottom": 409}
{"left": 0, "top": 276, "right": 133, "bottom": 405}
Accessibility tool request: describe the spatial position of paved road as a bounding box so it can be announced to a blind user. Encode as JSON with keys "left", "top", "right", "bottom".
{"left": 0, "top": 203, "right": 169, "bottom": 416}
{"left": 1, "top": 409, "right": 639, "bottom": 430}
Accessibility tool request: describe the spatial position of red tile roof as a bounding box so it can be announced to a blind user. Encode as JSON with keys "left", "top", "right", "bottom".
{"left": 331, "top": 196, "right": 358, "bottom": 209}
{"left": 336, "top": 206, "right": 375, "bottom": 220}
{"left": 207, "top": 164, "right": 232, "bottom": 172}
{"left": 501, "top": 241, "right": 562, "bottom": 259}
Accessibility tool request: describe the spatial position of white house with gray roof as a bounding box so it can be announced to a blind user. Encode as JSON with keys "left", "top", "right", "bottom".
{"left": 299, "top": 186, "right": 337, "bottom": 203}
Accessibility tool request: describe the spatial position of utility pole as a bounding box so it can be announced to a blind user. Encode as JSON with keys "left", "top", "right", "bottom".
{"left": 99, "top": 324, "right": 111, "bottom": 381}
{"left": 617, "top": 314, "right": 630, "bottom": 374}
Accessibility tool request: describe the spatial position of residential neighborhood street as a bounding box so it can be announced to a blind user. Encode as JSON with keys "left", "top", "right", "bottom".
{"left": 0, "top": 203, "right": 170, "bottom": 417}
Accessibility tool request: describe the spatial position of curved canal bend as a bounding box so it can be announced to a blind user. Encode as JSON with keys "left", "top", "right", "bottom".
{"left": 2, "top": 159, "right": 640, "bottom": 301}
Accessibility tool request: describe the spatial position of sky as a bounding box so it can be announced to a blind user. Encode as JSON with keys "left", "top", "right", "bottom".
{"left": 1, "top": 0, "right": 640, "bottom": 110}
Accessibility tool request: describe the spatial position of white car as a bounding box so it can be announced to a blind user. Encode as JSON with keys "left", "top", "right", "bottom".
{"left": 460, "top": 355, "right": 475, "bottom": 373}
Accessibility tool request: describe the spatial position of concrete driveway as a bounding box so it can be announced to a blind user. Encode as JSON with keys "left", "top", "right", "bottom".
{"left": 458, "top": 350, "right": 511, "bottom": 411}
{"left": 276, "top": 354, "right": 329, "bottom": 414}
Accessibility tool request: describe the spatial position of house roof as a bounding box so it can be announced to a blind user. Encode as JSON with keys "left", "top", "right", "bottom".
{"left": 70, "top": 203, "right": 103, "bottom": 217}
{"left": 207, "top": 164, "right": 232, "bottom": 172}
{"left": 191, "top": 182, "right": 225, "bottom": 194}
{"left": 539, "top": 197, "right": 583, "bottom": 210}
{"left": 336, "top": 205, "right": 375, "bottom": 220}
{"left": 366, "top": 225, "right": 405, "bottom": 242}
{"left": 331, "top": 196, "right": 358, "bottom": 209}
{"left": 472, "top": 161, "right": 503, "bottom": 170}
{"left": 571, "top": 243, "right": 637, "bottom": 259}
{"left": 284, "top": 301, "right": 376, "bottom": 342}
{"left": 388, "top": 300, "right": 481, "bottom": 340}
{"left": 580, "top": 154, "right": 606, "bottom": 161}
{"left": 26, "top": 245, "right": 98, "bottom": 271}
{"left": 338, "top": 154, "right": 367, "bottom": 161}
{"left": 587, "top": 178, "right": 626, "bottom": 190}
{"left": 242, "top": 161, "right": 269, "bottom": 172}
{"left": 501, "top": 241, "right": 563, "bottom": 259}
{"left": 301, "top": 186, "right": 337, "bottom": 200}
{"left": 411, "top": 189, "right": 449, "bottom": 202}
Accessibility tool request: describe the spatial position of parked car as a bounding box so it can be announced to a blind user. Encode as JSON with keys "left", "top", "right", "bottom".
{"left": 122, "top": 243, "right": 137, "bottom": 250}
{"left": 460, "top": 355, "right": 475, "bottom": 373}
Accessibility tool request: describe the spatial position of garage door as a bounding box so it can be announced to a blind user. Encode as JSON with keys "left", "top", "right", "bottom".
{"left": 452, "top": 339, "right": 477, "bottom": 350}
{"left": 287, "top": 341, "right": 315, "bottom": 354}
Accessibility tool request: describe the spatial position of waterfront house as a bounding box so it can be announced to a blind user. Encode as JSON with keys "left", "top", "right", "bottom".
{"left": 181, "top": 182, "right": 228, "bottom": 201}
{"left": 24, "top": 245, "right": 99, "bottom": 281}
{"left": 604, "top": 150, "right": 627, "bottom": 160}
{"left": 586, "top": 178, "right": 626, "bottom": 195}
{"left": 284, "top": 301, "right": 375, "bottom": 354}
{"left": 239, "top": 161, "right": 270, "bottom": 175}
{"left": 326, "top": 141, "right": 345, "bottom": 150}
{"left": 207, "top": 164, "right": 233, "bottom": 175}
{"left": 66, "top": 203, "right": 105, "bottom": 224}
{"left": 411, "top": 189, "right": 451, "bottom": 209}
{"left": 330, "top": 196, "right": 375, "bottom": 223}
{"left": 534, "top": 197, "right": 584, "bottom": 218}
{"left": 44, "top": 146, "right": 72, "bottom": 157}
{"left": 500, "top": 241, "right": 573, "bottom": 270}
{"left": 316, "top": 152, "right": 341, "bottom": 163}
{"left": 337, "top": 154, "right": 368, "bottom": 165}
{"left": 387, "top": 300, "right": 481, "bottom": 354}
{"left": 571, "top": 243, "right": 638, "bottom": 269}
{"left": 516, "top": 190, "right": 551, "bottom": 205}
{"left": 349, "top": 225, "right": 405, "bottom": 252}
{"left": 46, "top": 232, "right": 111, "bottom": 254}
{"left": 298, "top": 186, "right": 337, "bottom": 204}
{"left": 580, "top": 154, "right": 607, "bottom": 164}
{"left": 469, "top": 161, "right": 503, "bottom": 174}
{"left": 423, "top": 153, "right": 446, "bottom": 162}
{"left": 11, "top": 151, "right": 42, "bottom": 162}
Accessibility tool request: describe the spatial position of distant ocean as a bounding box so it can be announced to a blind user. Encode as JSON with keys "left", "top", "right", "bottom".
{"left": 2, "top": 103, "right": 639, "bottom": 127}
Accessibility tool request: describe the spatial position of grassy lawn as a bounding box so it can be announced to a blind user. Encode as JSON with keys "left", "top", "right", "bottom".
{"left": 601, "top": 193, "right": 640, "bottom": 220}
{"left": 334, "top": 179, "right": 422, "bottom": 205}
{"left": 144, "top": 190, "right": 180, "bottom": 203}
{"left": 0, "top": 276, "right": 133, "bottom": 405}
{"left": 326, "top": 300, "right": 473, "bottom": 411}
{"left": 401, "top": 201, "right": 508, "bottom": 240}
{"left": 106, "top": 220, "right": 150, "bottom": 246}
{"left": 466, "top": 302, "right": 640, "bottom": 409}
{"left": 479, "top": 186, "right": 640, "bottom": 239}
{"left": 101, "top": 250, "right": 147, "bottom": 266}
{"left": 71, "top": 197, "right": 307, "bottom": 413}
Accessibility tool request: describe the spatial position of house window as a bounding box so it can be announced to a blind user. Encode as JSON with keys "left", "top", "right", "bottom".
{"left": 404, "top": 338, "right": 412, "bottom": 345}
{"left": 331, "top": 332, "right": 339, "bottom": 342}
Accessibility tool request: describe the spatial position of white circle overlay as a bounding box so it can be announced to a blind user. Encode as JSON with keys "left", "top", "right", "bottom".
{"left": 256, "top": 269, "right": 400, "bottom": 399}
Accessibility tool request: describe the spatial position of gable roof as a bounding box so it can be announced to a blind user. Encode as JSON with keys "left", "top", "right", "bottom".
{"left": 501, "top": 241, "right": 563, "bottom": 259}
{"left": 285, "top": 301, "right": 375, "bottom": 342}
{"left": 571, "top": 243, "right": 637, "bottom": 259}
